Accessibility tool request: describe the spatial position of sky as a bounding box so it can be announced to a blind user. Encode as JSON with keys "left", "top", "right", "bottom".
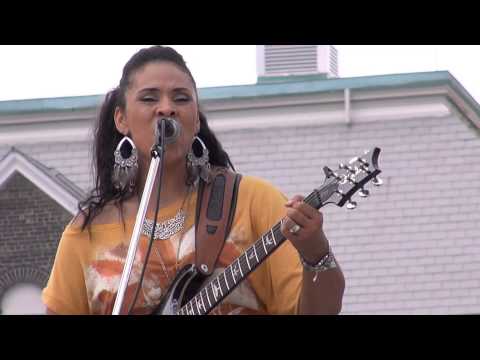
{"left": 1, "top": 45, "right": 480, "bottom": 104}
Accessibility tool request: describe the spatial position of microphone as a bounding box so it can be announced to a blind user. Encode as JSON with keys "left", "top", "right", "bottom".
{"left": 155, "top": 117, "right": 182, "bottom": 145}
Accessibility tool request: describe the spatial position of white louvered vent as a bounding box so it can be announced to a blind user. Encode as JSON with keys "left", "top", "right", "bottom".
{"left": 265, "top": 45, "right": 317, "bottom": 74}
{"left": 257, "top": 45, "right": 338, "bottom": 78}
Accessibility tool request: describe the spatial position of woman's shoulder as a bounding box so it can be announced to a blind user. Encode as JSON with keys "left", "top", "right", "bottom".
{"left": 235, "top": 175, "right": 288, "bottom": 210}
{"left": 239, "top": 175, "right": 284, "bottom": 195}
{"left": 69, "top": 197, "right": 138, "bottom": 230}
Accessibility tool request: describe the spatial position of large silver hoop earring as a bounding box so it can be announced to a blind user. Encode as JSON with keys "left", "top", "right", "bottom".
{"left": 112, "top": 136, "right": 138, "bottom": 193}
{"left": 186, "top": 136, "right": 211, "bottom": 184}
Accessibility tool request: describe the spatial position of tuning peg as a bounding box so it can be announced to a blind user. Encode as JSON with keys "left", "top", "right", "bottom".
{"left": 372, "top": 176, "right": 383, "bottom": 186}
{"left": 360, "top": 165, "right": 370, "bottom": 173}
{"left": 339, "top": 163, "right": 354, "bottom": 173}
{"left": 358, "top": 188, "right": 370, "bottom": 197}
{"left": 346, "top": 200, "right": 357, "bottom": 210}
{"left": 349, "top": 156, "right": 369, "bottom": 167}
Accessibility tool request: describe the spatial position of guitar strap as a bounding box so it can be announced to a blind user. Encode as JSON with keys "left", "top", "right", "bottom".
{"left": 195, "top": 166, "right": 242, "bottom": 276}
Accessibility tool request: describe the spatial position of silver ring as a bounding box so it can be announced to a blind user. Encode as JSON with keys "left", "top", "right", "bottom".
{"left": 289, "top": 223, "right": 301, "bottom": 234}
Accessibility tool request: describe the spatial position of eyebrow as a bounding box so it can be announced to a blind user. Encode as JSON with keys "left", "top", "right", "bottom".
{"left": 138, "top": 87, "right": 192, "bottom": 93}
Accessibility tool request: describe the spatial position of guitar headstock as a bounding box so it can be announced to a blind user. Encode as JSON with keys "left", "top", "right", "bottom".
{"left": 311, "top": 147, "right": 382, "bottom": 210}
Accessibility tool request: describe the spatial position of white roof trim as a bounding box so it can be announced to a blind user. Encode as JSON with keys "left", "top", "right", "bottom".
{"left": 207, "top": 94, "right": 453, "bottom": 132}
{"left": 0, "top": 151, "right": 79, "bottom": 215}
{"left": 0, "top": 83, "right": 477, "bottom": 140}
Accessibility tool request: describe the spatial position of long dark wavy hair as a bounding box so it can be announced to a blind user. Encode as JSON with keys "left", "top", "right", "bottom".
{"left": 78, "top": 46, "right": 234, "bottom": 230}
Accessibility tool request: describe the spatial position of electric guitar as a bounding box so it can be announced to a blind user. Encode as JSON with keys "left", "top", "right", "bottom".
{"left": 152, "top": 147, "right": 382, "bottom": 315}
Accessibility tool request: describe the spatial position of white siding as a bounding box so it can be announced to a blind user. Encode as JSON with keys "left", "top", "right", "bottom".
{"left": 216, "top": 114, "right": 480, "bottom": 314}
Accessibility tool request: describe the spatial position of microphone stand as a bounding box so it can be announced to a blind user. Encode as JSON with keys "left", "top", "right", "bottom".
{"left": 112, "top": 119, "right": 168, "bottom": 315}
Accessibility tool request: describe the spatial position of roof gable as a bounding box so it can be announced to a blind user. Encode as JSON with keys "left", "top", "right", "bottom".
{"left": 0, "top": 148, "right": 85, "bottom": 215}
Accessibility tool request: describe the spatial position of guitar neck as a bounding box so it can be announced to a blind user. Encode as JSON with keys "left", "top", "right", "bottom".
{"left": 178, "top": 181, "right": 337, "bottom": 315}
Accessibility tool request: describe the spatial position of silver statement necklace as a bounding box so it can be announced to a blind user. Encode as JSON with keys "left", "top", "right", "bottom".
{"left": 141, "top": 185, "right": 193, "bottom": 240}
{"left": 142, "top": 209, "right": 186, "bottom": 240}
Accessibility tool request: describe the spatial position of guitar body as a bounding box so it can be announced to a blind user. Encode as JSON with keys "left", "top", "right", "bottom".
{"left": 152, "top": 264, "right": 206, "bottom": 315}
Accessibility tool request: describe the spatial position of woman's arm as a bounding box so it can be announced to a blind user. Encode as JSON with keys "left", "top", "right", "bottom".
{"left": 46, "top": 307, "right": 58, "bottom": 315}
{"left": 281, "top": 195, "right": 345, "bottom": 314}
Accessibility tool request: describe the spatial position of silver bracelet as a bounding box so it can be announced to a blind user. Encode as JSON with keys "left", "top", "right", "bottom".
{"left": 299, "top": 247, "right": 337, "bottom": 282}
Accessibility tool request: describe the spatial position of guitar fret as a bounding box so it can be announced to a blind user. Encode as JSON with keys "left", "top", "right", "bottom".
{"left": 265, "top": 232, "right": 274, "bottom": 249}
{"left": 211, "top": 278, "right": 223, "bottom": 301}
{"left": 245, "top": 250, "right": 252, "bottom": 270}
{"left": 273, "top": 226, "right": 285, "bottom": 245}
{"left": 195, "top": 296, "right": 205, "bottom": 315}
{"left": 195, "top": 300, "right": 200, "bottom": 315}
{"left": 190, "top": 301, "right": 195, "bottom": 315}
{"left": 186, "top": 302, "right": 194, "bottom": 315}
{"left": 204, "top": 287, "right": 212, "bottom": 308}
{"left": 262, "top": 235, "right": 268, "bottom": 254}
{"left": 232, "top": 261, "right": 241, "bottom": 282}
{"left": 217, "top": 278, "right": 224, "bottom": 296}
{"left": 230, "top": 265, "right": 237, "bottom": 284}
{"left": 223, "top": 271, "right": 230, "bottom": 291}
{"left": 253, "top": 244, "right": 259, "bottom": 263}
{"left": 270, "top": 229, "right": 277, "bottom": 245}
{"left": 228, "top": 264, "right": 237, "bottom": 286}
{"left": 218, "top": 272, "right": 228, "bottom": 295}
{"left": 226, "top": 265, "right": 235, "bottom": 287}
{"left": 199, "top": 293, "right": 206, "bottom": 313}
{"left": 237, "top": 258, "right": 244, "bottom": 277}
{"left": 194, "top": 301, "right": 199, "bottom": 315}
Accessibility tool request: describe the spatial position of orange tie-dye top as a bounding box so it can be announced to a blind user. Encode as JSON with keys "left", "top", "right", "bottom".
{"left": 42, "top": 176, "right": 303, "bottom": 315}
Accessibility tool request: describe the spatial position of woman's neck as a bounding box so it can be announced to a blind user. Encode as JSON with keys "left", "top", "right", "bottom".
{"left": 136, "top": 157, "right": 190, "bottom": 214}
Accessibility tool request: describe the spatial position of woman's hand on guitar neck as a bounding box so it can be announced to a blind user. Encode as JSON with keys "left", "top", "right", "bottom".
{"left": 281, "top": 195, "right": 330, "bottom": 264}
